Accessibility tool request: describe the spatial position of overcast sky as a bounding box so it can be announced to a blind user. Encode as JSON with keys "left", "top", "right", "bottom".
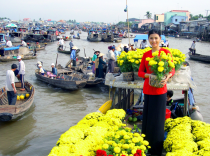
{"left": 1, "top": 0, "right": 210, "bottom": 23}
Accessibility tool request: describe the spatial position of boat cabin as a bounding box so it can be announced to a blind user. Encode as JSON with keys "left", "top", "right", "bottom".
{"left": 33, "top": 29, "right": 41, "bottom": 34}
{"left": 18, "top": 27, "right": 27, "bottom": 32}
{"left": 0, "top": 34, "right": 10, "bottom": 43}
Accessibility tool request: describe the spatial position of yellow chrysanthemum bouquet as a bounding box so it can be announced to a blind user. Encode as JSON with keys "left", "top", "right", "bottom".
{"left": 164, "top": 48, "right": 187, "bottom": 71}
{"left": 117, "top": 48, "right": 150, "bottom": 72}
{"left": 146, "top": 50, "right": 175, "bottom": 87}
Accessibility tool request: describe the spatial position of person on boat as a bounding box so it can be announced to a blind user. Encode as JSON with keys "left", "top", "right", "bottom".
{"left": 92, "top": 51, "right": 100, "bottom": 74}
{"left": 166, "top": 90, "right": 174, "bottom": 106}
{"left": 51, "top": 63, "right": 57, "bottom": 75}
{"left": 36, "top": 42, "right": 41, "bottom": 48}
{"left": 6, "top": 40, "right": 13, "bottom": 47}
{"left": 160, "top": 41, "right": 166, "bottom": 47}
{"left": 140, "top": 39, "right": 147, "bottom": 49}
{"left": 17, "top": 56, "right": 26, "bottom": 91}
{"left": 115, "top": 47, "right": 121, "bottom": 61}
{"left": 6, "top": 64, "right": 18, "bottom": 105}
{"left": 58, "top": 38, "right": 64, "bottom": 50}
{"left": 69, "top": 40, "right": 74, "bottom": 52}
{"left": 190, "top": 41, "right": 196, "bottom": 55}
{"left": 21, "top": 39, "right": 27, "bottom": 47}
{"left": 97, "top": 53, "right": 106, "bottom": 78}
{"left": 130, "top": 44, "right": 136, "bottom": 51}
{"left": 107, "top": 46, "right": 115, "bottom": 73}
{"left": 138, "top": 29, "right": 175, "bottom": 156}
{"left": 70, "top": 46, "right": 77, "bottom": 67}
{"left": 38, "top": 64, "right": 45, "bottom": 75}
{"left": 165, "top": 40, "right": 169, "bottom": 47}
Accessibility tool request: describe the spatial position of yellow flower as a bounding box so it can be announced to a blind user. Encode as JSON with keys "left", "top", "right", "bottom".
{"left": 132, "top": 137, "right": 138, "bottom": 143}
{"left": 102, "top": 144, "right": 109, "bottom": 149}
{"left": 135, "top": 60, "right": 140, "bottom": 64}
{"left": 168, "top": 61, "right": 175, "bottom": 68}
{"left": 158, "top": 61, "right": 164, "bottom": 67}
{"left": 161, "top": 54, "right": 168, "bottom": 60}
{"left": 131, "top": 59, "right": 135, "bottom": 63}
{"left": 152, "top": 51, "right": 159, "bottom": 56}
{"left": 146, "top": 57, "right": 151, "bottom": 61}
{"left": 158, "top": 66, "right": 164, "bottom": 72}
{"left": 114, "top": 147, "right": 121, "bottom": 153}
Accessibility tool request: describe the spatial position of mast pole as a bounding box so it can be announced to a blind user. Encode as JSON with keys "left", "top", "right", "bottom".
{"left": 126, "top": 0, "right": 130, "bottom": 45}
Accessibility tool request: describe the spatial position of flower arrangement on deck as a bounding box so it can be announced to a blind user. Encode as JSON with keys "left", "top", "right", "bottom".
{"left": 164, "top": 117, "right": 210, "bottom": 156}
{"left": 48, "top": 109, "right": 150, "bottom": 156}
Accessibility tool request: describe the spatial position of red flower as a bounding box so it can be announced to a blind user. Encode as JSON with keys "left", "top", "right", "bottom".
{"left": 96, "top": 150, "right": 107, "bottom": 156}
{"left": 134, "top": 149, "right": 142, "bottom": 156}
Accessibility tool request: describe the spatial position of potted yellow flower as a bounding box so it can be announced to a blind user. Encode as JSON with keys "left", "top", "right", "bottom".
{"left": 117, "top": 51, "right": 134, "bottom": 81}
{"left": 147, "top": 51, "right": 175, "bottom": 88}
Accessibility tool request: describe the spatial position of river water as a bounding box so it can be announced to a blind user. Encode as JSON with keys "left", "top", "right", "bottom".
{"left": 0, "top": 32, "right": 210, "bottom": 156}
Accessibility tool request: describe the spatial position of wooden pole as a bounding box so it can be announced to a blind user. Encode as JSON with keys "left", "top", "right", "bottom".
{"left": 55, "top": 53, "right": 58, "bottom": 68}
{"left": 126, "top": 0, "right": 130, "bottom": 45}
{"left": 184, "top": 90, "right": 188, "bottom": 116}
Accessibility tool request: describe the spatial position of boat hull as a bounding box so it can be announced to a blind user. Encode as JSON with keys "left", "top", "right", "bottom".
{"left": 0, "top": 82, "right": 35, "bottom": 122}
{"left": 35, "top": 72, "right": 86, "bottom": 90}
{"left": 188, "top": 52, "right": 210, "bottom": 63}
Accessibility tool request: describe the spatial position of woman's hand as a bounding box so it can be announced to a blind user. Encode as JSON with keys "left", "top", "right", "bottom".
{"left": 145, "top": 73, "right": 151, "bottom": 78}
{"left": 161, "top": 73, "right": 172, "bottom": 86}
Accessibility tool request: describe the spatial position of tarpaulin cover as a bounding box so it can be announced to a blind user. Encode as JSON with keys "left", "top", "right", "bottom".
{"left": 134, "top": 34, "right": 166, "bottom": 42}
{"left": 4, "top": 46, "right": 20, "bottom": 51}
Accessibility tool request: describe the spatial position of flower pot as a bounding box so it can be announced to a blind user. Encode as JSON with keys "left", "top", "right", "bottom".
{"left": 123, "top": 72, "right": 134, "bottom": 81}
{"left": 149, "top": 74, "right": 165, "bottom": 88}
{"left": 134, "top": 72, "right": 144, "bottom": 81}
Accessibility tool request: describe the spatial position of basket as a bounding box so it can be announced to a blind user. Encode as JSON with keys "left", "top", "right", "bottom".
{"left": 134, "top": 72, "right": 144, "bottom": 81}
{"left": 149, "top": 74, "right": 165, "bottom": 88}
{"left": 165, "top": 109, "right": 171, "bottom": 120}
{"left": 123, "top": 72, "right": 134, "bottom": 81}
{"left": 114, "top": 67, "right": 120, "bottom": 73}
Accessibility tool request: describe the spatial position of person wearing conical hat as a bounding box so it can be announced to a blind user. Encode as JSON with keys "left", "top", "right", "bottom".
{"left": 92, "top": 51, "right": 100, "bottom": 74}
{"left": 96, "top": 53, "right": 106, "bottom": 78}
{"left": 70, "top": 46, "right": 78, "bottom": 66}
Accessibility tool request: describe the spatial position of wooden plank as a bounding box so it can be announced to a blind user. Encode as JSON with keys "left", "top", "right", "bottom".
{"left": 127, "top": 89, "right": 130, "bottom": 110}
{"left": 118, "top": 88, "right": 122, "bottom": 109}
{"left": 123, "top": 89, "right": 126, "bottom": 110}
{"left": 184, "top": 91, "right": 188, "bottom": 116}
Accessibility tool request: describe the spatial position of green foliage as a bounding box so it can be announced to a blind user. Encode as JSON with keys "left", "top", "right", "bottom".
{"left": 145, "top": 11, "right": 152, "bottom": 19}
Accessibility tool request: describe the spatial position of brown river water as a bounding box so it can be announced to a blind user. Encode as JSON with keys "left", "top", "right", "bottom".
{"left": 0, "top": 32, "right": 210, "bottom": 156}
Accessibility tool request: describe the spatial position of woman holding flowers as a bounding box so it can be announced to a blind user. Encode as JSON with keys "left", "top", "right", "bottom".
{"left": 138, "top": 29, "right": 175, "bottom": 156}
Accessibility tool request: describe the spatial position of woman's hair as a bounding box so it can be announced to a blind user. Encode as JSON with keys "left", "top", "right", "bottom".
{"left": 148, "top": 29, "right": 161, "bottom": 37}
{"left": 167, "top": 90, "right": 173, "bottom": 98}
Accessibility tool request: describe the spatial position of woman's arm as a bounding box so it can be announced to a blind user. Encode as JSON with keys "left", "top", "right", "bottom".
{"left": 99, "top": 58, "right": 106, "bottom": 64}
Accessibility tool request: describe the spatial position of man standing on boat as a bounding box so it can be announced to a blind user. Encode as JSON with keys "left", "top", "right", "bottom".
{"left": 6, "top": 64, "right": 18, "bottom": 105}
{"left": 17, "top": 56, "right": 25, "bottom": 91}
{"left": 107, "top": 46, "right": 115, "bottom": 73}
{"left": 21, "top": 39, "right": 27, "bottom": 47}
{"left": 190, "top": 41, "right": 196, "bottom": 55}
{"left": 140, "top": 39, "right": 147, "bottom": 49}
{"left": 58, "top": 38, "right": 64, "bottom": 50}
{"left": 70, "top": 46, "right": 77, "bottom": 67}
{"left": 6, "top": 40, "right": 13, "bottom": 47}
{"left": 69, "top": 40, "right": 74, "bottom": 52}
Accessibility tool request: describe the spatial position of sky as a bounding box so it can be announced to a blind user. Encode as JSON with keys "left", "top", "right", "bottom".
{"left": 1, "top": 0, "right": 210, "bottom": 23}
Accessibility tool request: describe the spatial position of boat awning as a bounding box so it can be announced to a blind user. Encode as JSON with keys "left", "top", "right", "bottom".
{"left": 4, "top": 46, "right": 20, "bottom": 51}
{"left": 134, "top": 34, "right": 166, "bottom": 42}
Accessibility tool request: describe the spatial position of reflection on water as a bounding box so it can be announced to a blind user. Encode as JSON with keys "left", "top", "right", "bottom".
{"left": 0, "top": 32, "right": 210, "bottom": 155}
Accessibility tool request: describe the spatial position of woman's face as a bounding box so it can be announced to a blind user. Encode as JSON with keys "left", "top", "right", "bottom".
{"left": 148, "top": 34, "right": 161, "bottom": 48}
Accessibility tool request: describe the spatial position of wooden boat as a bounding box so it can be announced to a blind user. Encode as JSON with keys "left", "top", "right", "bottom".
{"left": 87, "top": 33, "right": 102, "bottom": 42}
{"left": 114, "top": 38, "right": 122, "bottom": 43}
{"left": 57, "top": 48, "right": 80, "bottom": 54}
{"left": 0, "top": 81, "right": 35, "bottom": 121}
{"left": 188, "top": 52, "right": 210, "bottom": 63}
{"left": 35, "top": 46, "right": 45, "bottom": 51}
{"left": 57, "top": 68, "right": 103, "bottom": 87}
{"left": 35, "top": 69, "right": 87, "bottom": 90}
{"left": 0, "top": 54, "right": 36, "bottom": 62}
{"left": 73, "top": 36, "right": 80, "bottom": 39}
{"left": 102, "top": 34, "right": 114, "bottom": 42}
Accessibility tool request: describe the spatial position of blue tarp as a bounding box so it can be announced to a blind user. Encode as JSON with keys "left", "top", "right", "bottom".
{"left": 134, "top": 34, "right": 166, "bottom": 42}
{"left": 4, "top": 46, "right": 20, "bottom": 51}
